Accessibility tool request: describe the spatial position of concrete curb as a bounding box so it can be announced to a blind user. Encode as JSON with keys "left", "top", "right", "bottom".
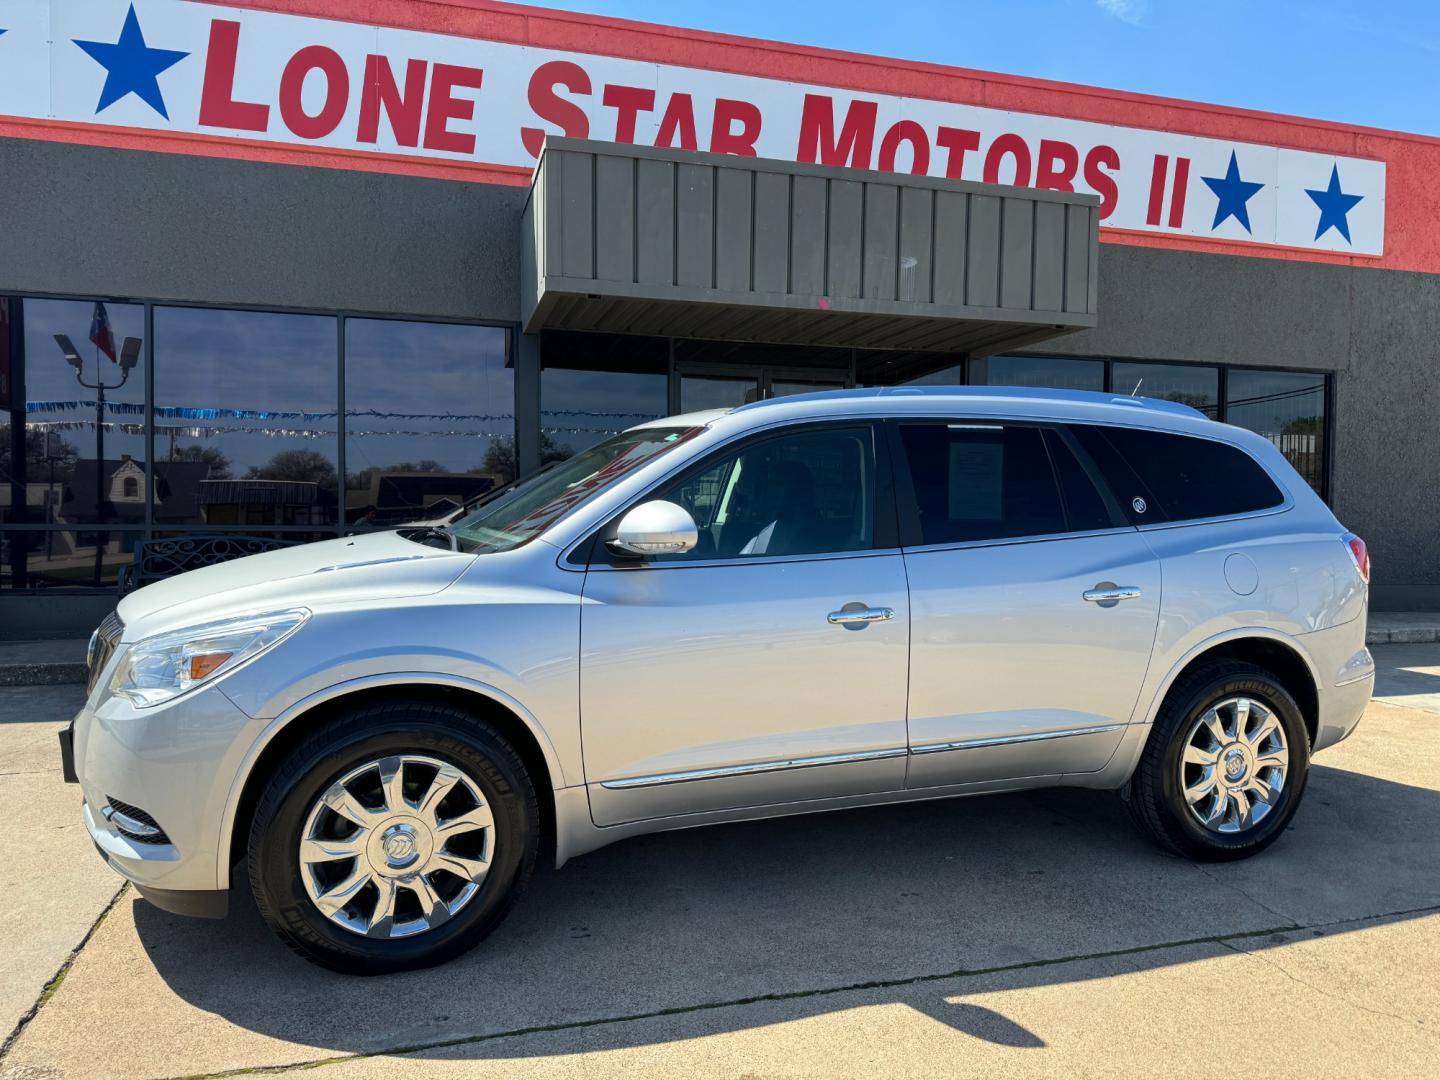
{"left": 1367, "top": 626, "right": 1439, "bottom": 646}
{"left": 0, "top": 663, "right": 88, "bottom": 687}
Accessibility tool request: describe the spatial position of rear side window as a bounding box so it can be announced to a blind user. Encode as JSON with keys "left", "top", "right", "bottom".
{"left": 1070, "top": 424, "right": 1285, "bottom": 523}
{"left": 896, "top": 423, "right": 1066, "bottom": 544}
{"left": 1042, "top": 429, "right": 1116, "bottom": 532}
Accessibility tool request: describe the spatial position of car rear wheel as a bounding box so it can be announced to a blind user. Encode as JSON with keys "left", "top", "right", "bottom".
{"left": 247, "top": 698, "right": 538, "bottom": 973}
{"left": 1127, "top": 660, "right": 1310, "bottom": 861}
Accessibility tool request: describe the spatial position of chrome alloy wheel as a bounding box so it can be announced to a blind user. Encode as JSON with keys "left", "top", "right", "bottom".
{"left": 1181, "top": 697, "right": 1289, "bottom": 834}
{"left": 298, "top": 754, "right": 494, "bottom": 939}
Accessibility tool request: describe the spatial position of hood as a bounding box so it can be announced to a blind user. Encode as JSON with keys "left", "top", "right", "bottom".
{"left": 115, "top": 532, "right": 475, "bottom": 639}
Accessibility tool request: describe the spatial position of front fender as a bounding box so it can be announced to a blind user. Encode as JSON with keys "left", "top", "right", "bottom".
{"left": 212, "top": 671, "right": 573, "bottom": 890}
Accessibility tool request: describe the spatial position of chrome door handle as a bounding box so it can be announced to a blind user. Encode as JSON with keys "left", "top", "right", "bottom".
{"left": 1083, "top": 583, "right": 1142, "bottom": 606}
{"left": 827, "top": 606, "right": 895, "bottom": 626}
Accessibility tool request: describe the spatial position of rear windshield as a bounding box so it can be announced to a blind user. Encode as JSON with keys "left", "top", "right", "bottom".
{"left": 449, "top": 427, "right": 701, "bottom": 553}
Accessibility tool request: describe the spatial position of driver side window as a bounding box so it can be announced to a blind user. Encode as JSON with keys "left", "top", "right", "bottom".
{"left": 653, "top": 426, "right": 876, "bottom": 561}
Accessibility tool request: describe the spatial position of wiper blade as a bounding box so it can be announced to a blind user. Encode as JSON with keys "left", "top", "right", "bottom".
{"left": 397, "top": 526, "right": 459, "bottom": 552}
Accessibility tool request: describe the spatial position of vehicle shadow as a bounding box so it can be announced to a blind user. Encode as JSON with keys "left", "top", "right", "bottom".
{"left": 133, "top": 763, "right": 1440, "bottom": 1062}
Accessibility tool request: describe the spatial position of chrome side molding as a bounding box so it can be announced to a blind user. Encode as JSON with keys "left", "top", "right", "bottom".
{"left": 600, "top": 747, "right": 909, "bottom": 789}
{"left": 910, "top": 724, "right": 1126, "bottom": 756}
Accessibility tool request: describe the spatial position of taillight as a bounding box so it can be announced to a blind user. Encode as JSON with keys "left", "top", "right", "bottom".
{"left": 1343, "top": 532, "right": 1370, "bottom": 584}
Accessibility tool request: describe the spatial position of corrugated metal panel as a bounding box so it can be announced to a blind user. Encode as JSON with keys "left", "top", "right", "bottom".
{"left": 521, "top": 139, "right": 1099, "bottom": 355}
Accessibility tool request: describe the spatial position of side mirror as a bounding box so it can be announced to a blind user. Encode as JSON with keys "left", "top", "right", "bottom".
{"left": 608, "top": 500, "right": 698, "bottom": 557}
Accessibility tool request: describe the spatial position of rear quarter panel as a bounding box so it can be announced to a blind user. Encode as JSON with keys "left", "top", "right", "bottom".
{"left": 1131, "top": 505, "right": 1364, "bottom": 727}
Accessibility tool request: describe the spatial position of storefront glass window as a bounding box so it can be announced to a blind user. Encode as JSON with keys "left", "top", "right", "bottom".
{"left": 1112, "top": 362, "right": 1219, "bottom": 417}
{"left": 1, "top": 298, "right": 146, "bottom": 588}
{"left": 345, "top": 320, "right": 512, "bottom": 527}
{"left": 971, "top": 354, "right": 1105, "bottom": 391}
{"left": 2, "top": 298, "right": 147, "bottom": 527}
{"left": 900, "top": 364, "right": 963, "bottom": 386}
{"left": 155, "top": 307, "right": 340, "bottom": 528}
{"left": 1225, "top": 368, "right": 1327, "bottom": 495}
{"left": 540, "top": 333, "right": 669, "bottom": 461}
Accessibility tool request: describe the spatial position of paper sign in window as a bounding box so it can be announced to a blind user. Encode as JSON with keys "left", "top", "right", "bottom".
{"left": 948, "top": 441, "right": 1004, "bottom": 521}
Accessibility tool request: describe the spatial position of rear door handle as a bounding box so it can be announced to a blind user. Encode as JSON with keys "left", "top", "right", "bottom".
{"left": 827, "top": 605, "right": 895, "bottom": 627}
{"left": 1083, "top": 583, "right": 1142, "bottom": 607}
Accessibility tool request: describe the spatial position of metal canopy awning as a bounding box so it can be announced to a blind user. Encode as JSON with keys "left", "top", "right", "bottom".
{"left": 521, "top": 139, "right": 1099, "bottom": 357}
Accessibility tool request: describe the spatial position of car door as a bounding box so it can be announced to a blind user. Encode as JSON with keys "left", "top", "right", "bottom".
{"left": 579, "top": 422, "right": 910, "bottom": 827}
{"left": 891, "top": 419, "right": 1162, "bottom": 790}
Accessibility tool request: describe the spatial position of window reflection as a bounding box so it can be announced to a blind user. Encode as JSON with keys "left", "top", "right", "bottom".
{"left": 1226, "top": 369, "right": 1327, "bottom": 495}
{"left": 1112, "top": 362, "right": 1219, "bottom": 417}
{"left": 155, "top": 307, "right": 339, "bottom": 527}
{"left": 345, "top": 320, "right": 512, "bottom": 526}
{"left": 540, "top": 332, "right": 668, "bottom": 460}
{"left": 972, "top": 354, "right": 1105, "bottom": 391}
{"left": 1, "top": 298, "right": 146, "bottom": 587}
{"left": 900, "top": 364, "right": 963, "bottom": 386}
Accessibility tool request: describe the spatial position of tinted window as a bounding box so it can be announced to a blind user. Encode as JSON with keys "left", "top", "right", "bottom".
{"left": 897, "top": 423, "right": 1065, "bottom": 545}
{"left": 972, "top": 355, "right": 1105, "bottom": 391}
{"left": 155, "top": 307, "right": 338, "bottom": 528}
{"left": 1042, "top": 429, "right": 1115, "bottom": 532}
{"left": 540, "top": 331, "right": 668, "bottom": 461}
{"left": 345, "top": 320, "right": 512, "bottom": 527}
{"left": 1225, "top": 369, "right": 1327, "bottom": 496}
{"left": 3, "top": 298, "right": 147, "bottom": 529}
{"left": 1112, "top": 362, "right": 1219, "bottom": 418}
{"left": 654, "top": 426, "right": 875, "bottom": 560}
{"left": 1074, "top": 425, "right": 1284, "bottom": 522}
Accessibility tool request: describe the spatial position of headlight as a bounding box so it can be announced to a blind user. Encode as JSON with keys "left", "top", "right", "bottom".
{"left": 107, "top": 609, "right": 309, "bottom": 709}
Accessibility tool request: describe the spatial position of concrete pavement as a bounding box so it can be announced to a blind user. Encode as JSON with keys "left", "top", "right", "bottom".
{"left": 0, "top": 685, "right": 124, "bottom": 1048}
{"left": 1, "top": 649, "right": 1437, "bottom": 1078}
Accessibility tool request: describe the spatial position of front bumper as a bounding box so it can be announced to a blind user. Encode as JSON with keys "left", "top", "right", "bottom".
{"left": 70, "top": 680, "right": 258, "bottom": 895}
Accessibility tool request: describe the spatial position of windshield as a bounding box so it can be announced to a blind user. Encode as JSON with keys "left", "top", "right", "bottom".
{"left": 447, "top": 426, "right": 702, "bottom": 553}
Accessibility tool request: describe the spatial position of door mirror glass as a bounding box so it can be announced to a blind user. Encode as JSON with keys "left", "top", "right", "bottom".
{"left": 609, "top": 501, "right": 699, "bottom": 557}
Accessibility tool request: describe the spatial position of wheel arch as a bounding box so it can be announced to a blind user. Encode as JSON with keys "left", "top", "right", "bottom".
{"left": 218, "top": 674, "right": 566, "bottom": 889}
{"left": 1143, "top": 630, "right": 1321, "bottom": 749}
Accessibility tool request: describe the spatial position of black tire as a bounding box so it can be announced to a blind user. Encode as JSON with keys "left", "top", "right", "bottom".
{"left": 1127, "top": 660, "right": 1310, "bottom": 861}
{"left": 247, "top": 698, "right": 539, "bottom": 974}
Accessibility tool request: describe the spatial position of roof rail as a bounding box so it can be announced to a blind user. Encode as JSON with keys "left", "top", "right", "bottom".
{"left": 731, "top": 385, "right": 1209, "bottom": 419}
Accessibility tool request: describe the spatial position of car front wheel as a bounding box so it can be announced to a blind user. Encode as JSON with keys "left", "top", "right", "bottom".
{"left": 247, "top": 698, "right": 539, "bottom": 974}
{"left": 1127, "top": 660, "right": 1310, "bottom": 861}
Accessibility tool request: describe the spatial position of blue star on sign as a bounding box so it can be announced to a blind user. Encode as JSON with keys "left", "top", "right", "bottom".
{"left": 1201, "top": 151, "right": 1265, "bottom": 234}
{"left": 73, "top": 4, "right": 188, "bottom": 120}
{"left": 1306, "top": 165, "right": 1364, "bottom": 243}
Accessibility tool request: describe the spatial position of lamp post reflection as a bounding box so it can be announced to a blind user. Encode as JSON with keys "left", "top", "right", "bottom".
{"left": 53, "top": 332, "right": 140, "bottom": 586}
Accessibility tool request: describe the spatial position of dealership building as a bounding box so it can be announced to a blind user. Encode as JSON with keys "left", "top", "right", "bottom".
{"left": 2, "top": 0, "right": 1438, "bottom": 635}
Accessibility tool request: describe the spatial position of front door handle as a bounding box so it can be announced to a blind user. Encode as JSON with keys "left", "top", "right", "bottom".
{"left": 1083, "top": 583, "right": 1142, "bottom": 607}
{"left": 827, "top": 605, "right": 895, "bottom": 627}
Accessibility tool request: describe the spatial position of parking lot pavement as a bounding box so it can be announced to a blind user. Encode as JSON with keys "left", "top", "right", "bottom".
{"left": 1372, "top": 642, "right": 1440, "bottom": 714}
{"left": 2, "top": 647, "right": 1437, "bottom": 1079}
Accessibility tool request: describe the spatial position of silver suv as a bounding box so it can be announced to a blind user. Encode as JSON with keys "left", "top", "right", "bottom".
{"left": 63, "top": 387, "right": 1374, "bottom": 973}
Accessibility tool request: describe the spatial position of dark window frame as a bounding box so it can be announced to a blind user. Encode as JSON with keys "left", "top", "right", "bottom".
{"left": 0, "top": 288, "right": 516, "bottom": 594}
